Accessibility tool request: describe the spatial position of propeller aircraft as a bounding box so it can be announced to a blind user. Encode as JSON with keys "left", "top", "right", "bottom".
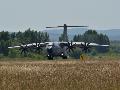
{"left": 8, "top": 24, "right": 109, "bottom": 60}
{"left": 8, "top": 41, "right": 109, "bottom": 60}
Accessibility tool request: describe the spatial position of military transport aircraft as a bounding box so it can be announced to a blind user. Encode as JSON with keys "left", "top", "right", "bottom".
{"left": 8, "top": 24, "right": 109, "bottom": 59}
{"left": 8, "top": 41, "right": 109, "bottom": 60}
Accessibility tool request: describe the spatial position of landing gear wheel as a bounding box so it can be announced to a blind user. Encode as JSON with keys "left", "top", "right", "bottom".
{"left": 47, "top": 55, "right": 53, "bottom": 60}
{"left": 62, "top": 56, "right": 67, "bottom": 59}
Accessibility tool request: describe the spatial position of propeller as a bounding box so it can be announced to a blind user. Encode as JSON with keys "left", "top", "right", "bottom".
{"left": 36, "top": 43, "right": 43, "bottom": 53}
{"left": 80, "top": 42, "right": 91, "bottom": 53}
{"left": 32, "top": 42, "right": 43, "bottom": 53}
{"left": 66, "top": 41, "right": 76, "bottom": 52}
{"left": 19, "top": 45, "right": 29, "bottom": 56}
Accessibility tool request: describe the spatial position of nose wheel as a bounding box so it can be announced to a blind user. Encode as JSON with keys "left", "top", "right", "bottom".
{"left": 47, "top": 55, "right": 53, "bottom": 60}
{"left": 61, "top": 53, "right": 67, "bottom": 59}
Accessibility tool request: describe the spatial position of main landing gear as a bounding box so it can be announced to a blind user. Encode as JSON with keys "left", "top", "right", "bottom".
{"left": 47, "top": 53, "right": 67, "bottom": 60}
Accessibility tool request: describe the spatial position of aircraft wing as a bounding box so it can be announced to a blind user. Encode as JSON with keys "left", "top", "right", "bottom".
{"left": 8, "top": 41, "right": 109, "bottom": 49}
{"left": 8, "top": 44, "right": 32, "bottom": 49}
{"left": 72, "top": 42, "right": 109, "bottom": 47}
{"left": 8, "top": 46, "right": 21, "bottom": 49}
{"left": 8, "top": 43, "right": 47, "bottom": 49}
{"left": 59, "top": 41, "right": 109, "bottom": 47}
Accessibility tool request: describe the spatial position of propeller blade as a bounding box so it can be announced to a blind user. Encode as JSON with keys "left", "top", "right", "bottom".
{"left": 87, "top": 43, "right": 90, "bottom": 46}
{"left": 81, "top": 43, "right": 84, "bottom": 47}
{"left": 85, "top": 42, "right": 87, "bottom": 46}
{"left": 67, "top": 48, "right": 73, "bottom": 53}
{"left": 69, "top": 49, "right": 71, "bottom": 52}
{"left": 71, "top": 48, "right": 74, "bottom": 52}
{"left": 87, "top": 48, "right": 91, "bottom": 52}
{"left": 20, "top": 47, "right": 28, "bottom": 56}
{"left": 71, "top": 41, "right": 73, "bottom": 46}
{"left": 21, "top": 50, "right": 24, "bottom": 55}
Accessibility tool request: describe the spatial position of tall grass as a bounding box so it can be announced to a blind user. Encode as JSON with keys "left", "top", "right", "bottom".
{"left": 0, "top": 60, "right": 120, "bottom": 90}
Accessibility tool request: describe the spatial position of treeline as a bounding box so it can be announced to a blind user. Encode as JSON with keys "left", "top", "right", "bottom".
{"left": 110, "top": 40, "right": 120, "bottom": 53}
{"left": 0, "top": 29, "right": 111, "bottom": 59}
{"left": 10, "top": 28, "right": 49, "bottom": 44}
{"left": 0, "top": 31, "right": 10, "bottom": 56}
{"left": 0, "top": 28, "right": 49, "bottom": 56}
{"left": 73, "top": 30, "right": 110, "bottom": 53}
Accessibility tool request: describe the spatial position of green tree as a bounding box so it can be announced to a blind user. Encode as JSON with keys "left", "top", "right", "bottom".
{"left": 0, "top": 31, "right": 11, "bottom": 56}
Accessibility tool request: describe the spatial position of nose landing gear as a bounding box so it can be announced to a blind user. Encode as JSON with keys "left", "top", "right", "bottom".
{"left": 47, "top": 55, "right": 53, "bottom": 60}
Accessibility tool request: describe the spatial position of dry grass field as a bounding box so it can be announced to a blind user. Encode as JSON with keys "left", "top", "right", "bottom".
{"left": 0, "top": 59, "right": 120, "bottom": 90}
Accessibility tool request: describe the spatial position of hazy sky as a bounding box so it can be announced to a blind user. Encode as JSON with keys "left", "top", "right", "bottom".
{"left": 0, "top": 0, "right": 120, "bottom": 31}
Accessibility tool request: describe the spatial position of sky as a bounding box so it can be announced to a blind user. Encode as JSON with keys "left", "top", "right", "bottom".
{"left": 0, "top": 0, "right": 120, "bottom": 32}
